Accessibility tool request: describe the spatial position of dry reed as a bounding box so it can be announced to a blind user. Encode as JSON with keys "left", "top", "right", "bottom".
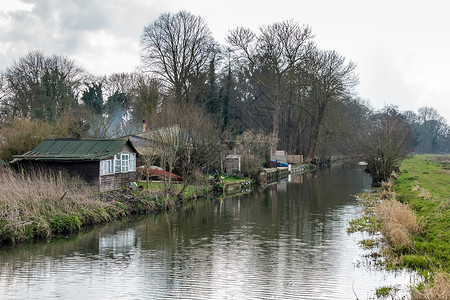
{"left": 0, "top": 168, "right": 111, "bottom": 243}
{"left": 412, "top": 181, "right": 433, "bottom": 200}
{"left": 376, "top": 199, "right": 420, "bottom": 248}
{"left": 413, "top": 273, "right": 450, "bottom": 300}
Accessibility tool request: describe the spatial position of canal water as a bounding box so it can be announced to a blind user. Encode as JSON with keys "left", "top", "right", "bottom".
{"left": 0, "top": 165, "right": 417, "bottom": 299}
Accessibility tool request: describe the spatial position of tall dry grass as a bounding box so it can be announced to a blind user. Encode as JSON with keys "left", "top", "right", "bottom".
{"left": 412, "top": 272, "right": 450, "bottom": 300}
{"left": 0, "top": 168, "right": 111, "bottom": 244}
{"left": 376, "top": 198, "right": 420, "bottom": 248}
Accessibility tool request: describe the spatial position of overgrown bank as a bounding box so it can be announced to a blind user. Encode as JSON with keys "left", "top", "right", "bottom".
{"left": 349, "top": 155, "right": 449, "bottom": 299}
{"left": 0, "top": 169, "right": 206, "bottom": 245}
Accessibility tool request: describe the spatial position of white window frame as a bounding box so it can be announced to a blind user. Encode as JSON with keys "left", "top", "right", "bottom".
{"left": 115, "top": 154, "right": 121, "bottom": 173}
{"left": 121, "top": 154, "right": 129, "bottom": 172}
{"left": 130, "top": 153, "right": 136, "bottom": 171}
{"left": 100, "top": 159, "right": 114, "bottom": 175}
{"left": 113, "top": 153, "right": 136, "bottom": 173}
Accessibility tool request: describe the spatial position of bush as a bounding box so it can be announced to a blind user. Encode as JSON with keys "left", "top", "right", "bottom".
{"left": 0, "top": 117, "right": 52, "bottom": 162}
{"left": 240, "top": 154, "right": 263, "bottom": 184}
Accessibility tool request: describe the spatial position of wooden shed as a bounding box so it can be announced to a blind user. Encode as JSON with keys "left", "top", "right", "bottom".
{"left": 12, "top": 138, "right": 138, "bottom": 192}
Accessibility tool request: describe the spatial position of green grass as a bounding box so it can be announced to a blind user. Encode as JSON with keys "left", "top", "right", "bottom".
{"left": 375, "top": 286, "right": 396, "bottom": 298}
{"left": 347, "top": 215, "right": 380, "bottom": 234}
{"left": 220, "top": 174, "right": 251, "bottom": 184}
{"left": 394, "top": 155, "right": 450, "bottom": 274}
{"left": 136, "top": 181, "right": 208, "bottom": 201}
{"left": 136, "top": 181, "right": 166, "bottom": 192}
{"left": 348, "top": 155, "right": 450, "bottom": 298}
{"left": 359, "top": 238, "right": 379, "bottom": 249}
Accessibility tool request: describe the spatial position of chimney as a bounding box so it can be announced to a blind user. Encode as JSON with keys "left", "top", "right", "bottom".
{"left": 142, "top": 120, "right": 146, "bottom": 132}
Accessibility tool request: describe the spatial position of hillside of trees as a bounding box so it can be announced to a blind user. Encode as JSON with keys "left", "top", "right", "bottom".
{"left": 1, "top": 11, "right": 449, "bottom": 167}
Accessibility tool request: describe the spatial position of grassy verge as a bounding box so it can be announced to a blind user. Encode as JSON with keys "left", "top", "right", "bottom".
{"left": 349, "top": 155, "right": 449, "bottom": 299}
{"left": 136, "top": 180, "right": 209, "bottom": 200}
{"left": 394, "top": 155, "right": 449, "bottom": 299}
{"left": 220, "top": 174, "right": 251, "bottom": 184}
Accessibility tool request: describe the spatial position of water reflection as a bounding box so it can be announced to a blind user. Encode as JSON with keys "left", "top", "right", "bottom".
{"left": 0, "top": 165, "right": 418, "bottom": 299}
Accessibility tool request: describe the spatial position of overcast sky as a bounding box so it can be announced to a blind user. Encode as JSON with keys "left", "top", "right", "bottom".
{"left": 1, "top": 0, "right": 449, "bottom": 123}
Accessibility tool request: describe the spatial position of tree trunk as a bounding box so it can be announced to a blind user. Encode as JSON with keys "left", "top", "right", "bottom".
{"left": 306, "top": 107, "right": 325, "bottom": 162}
{"left": 271, "top": 103, "right": 281, "bottom": 158}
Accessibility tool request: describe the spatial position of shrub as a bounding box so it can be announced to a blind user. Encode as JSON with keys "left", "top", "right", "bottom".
{"left": 0, "top": 117, "right": 52, "bottom": 162}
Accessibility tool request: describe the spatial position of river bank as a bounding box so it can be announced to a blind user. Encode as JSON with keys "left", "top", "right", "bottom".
{"left": 0, "top": 169, "right": 208, "bottom": 245}
{"left": 1, "top": 164, "right": 408, "bottom": 299}
{"left": 349, "top": 155, "right": 449, "bottom": 299}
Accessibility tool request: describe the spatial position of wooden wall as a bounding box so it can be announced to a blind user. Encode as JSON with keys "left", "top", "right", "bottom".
{"left": 99, "top": 172, "right": 136, "bottom": 192}
{"left": 15, "top": 144, "right": 138, "bottom": 192}
{"left": 15, "top": 160, "right": 100, "bottom": 186}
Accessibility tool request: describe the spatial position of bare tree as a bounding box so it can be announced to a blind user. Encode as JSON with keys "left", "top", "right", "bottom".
{"left": 140, "top": 11, "right": 216, "bottom": 104}
{"left": 1, "top": 50, "right": 85, "bottom": 122}
{"left": 227, "top": 20, "right": 314, "bottom": 156}
{"left": 146, "top": 102, "right": 221, "bottom": 198}
{"left": 301, "top": 48, "right": 358, "bottom": 162}
{"left": 129, "top": 74, "right": 163, "bottom": 126}
{"left": 234, "top": 129, "right": 272, "bottom": 181}
{"left": 354, "top": 107, "right": 412, "bottom": 184}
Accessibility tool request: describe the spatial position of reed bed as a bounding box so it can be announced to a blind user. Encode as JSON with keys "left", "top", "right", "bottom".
{"left": 0, "top": 168, "right": 112, "bottom": 244}
{"left": 0, "top": 167, "right": 184, "bottom": 245}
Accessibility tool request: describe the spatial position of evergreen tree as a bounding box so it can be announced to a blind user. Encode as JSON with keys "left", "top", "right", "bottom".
{"left": 81, "top": 82, "right": 104, "bottom": 115}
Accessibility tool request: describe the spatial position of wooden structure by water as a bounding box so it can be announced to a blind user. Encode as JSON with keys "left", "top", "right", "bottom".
{"left": 262, "top": 167, "right": 289, "bottom": 185}
{"left": 223, "top": 180, "right": 252, "bottom": 196}
{"left": 290, "top": 165, "right": 305, "bottom": 175}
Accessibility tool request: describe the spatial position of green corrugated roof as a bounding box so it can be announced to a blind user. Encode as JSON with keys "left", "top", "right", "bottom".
{"left": 13, "top": 138, "right": 136, "bottom": 161}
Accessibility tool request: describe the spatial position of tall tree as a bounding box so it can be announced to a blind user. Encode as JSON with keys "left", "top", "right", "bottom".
{"left": 0, "top": 117, "right": 52, "bottom": 162}
{"left": 140, "top": 11, "right": 216, "bottom": 104}
{"left": 197, "top": 57, "right": 221, "bottom": 117}
{"left": 227, "top": 20, "right": 314, "bottom": 155}
{"left": 220, "top": 66, "right": 232, "bottom": 131}
{"left": 129, "top": 74, "right": 162, "bottom": 128}
{"left": 0, "top": 50, "right": 85, "bottom": 122}
{"left": 301, "top": 49, "right": 358, "bottom": 162}
{"left": 81, "top": 82, "right": 104, "bottom": 115}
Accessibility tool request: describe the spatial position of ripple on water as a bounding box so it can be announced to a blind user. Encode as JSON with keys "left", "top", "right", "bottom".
{"left": 0, "top": 168, "right": 420, "bottom": 299}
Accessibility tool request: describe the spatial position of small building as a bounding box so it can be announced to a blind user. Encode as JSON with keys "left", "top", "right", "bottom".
{"left": 12, "top": 138, "right": 138, "bottom": 192}
{"left": 224, "top": 154, "right": 241, "bottom": 174}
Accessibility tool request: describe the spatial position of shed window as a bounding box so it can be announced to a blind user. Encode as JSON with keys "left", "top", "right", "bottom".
{"left": 115, "top": 154, "right": 121, "bottom": 173}
{"left": 114, "top": 153, "right": 136, "bottom": 173}
{"left": 100, "top": 159, "right": 114, "bottom": 175}
{"left": 130, "top": 153, "right": 136, "bottom": 171}
{"left": 121, "top": 154, "right": 129, "bottom": 172}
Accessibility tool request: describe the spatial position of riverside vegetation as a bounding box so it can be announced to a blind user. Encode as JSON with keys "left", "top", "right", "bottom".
{"left": 0, "top": 168, "right": 210, "bottom": 245}
{"left": 348, "top": 155, "right": 449, "bottom": 299}
{"left": 0, "top": 166, "right": 254, "bottom": 245}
